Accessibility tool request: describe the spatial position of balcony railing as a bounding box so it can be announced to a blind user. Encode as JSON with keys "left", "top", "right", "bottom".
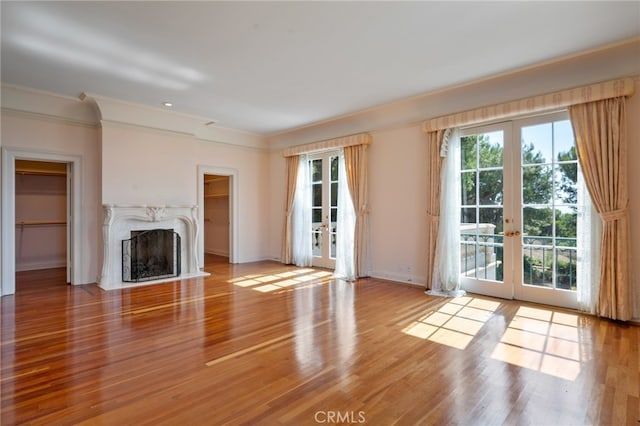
{"left": 460, "top": 224, "right": 577, "bottom": 290}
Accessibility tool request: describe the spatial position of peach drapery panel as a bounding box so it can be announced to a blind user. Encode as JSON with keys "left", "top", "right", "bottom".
{"left": 425, "top": 129, "right": 447, "bottom": 290}
{"left": 282, "top": 133, "right": 371, "bottom": 157}
{"left": 569, "top": 97, "right": 631, "bottom": 321}
{"left": 423, "top": 78, "right": 634, "bottom": 132}
{"left": 281, "top": 155, "right": 299, "bottom": 264}
{"left": 344, "top": 144, "right": 369, "bottom": 277}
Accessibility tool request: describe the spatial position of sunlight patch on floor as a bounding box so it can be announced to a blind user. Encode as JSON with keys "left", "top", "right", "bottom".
{"left": 490, "top": 306, "right": 589, "bottom": 381}
{"left": 228, "top": 268, "right": 333, "bottom": 293}
{"left": 402, "top": 297, "right": 500, "bottom": 350}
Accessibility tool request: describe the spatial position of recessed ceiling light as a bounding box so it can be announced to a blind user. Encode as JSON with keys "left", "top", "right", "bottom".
{"left": 162, "top": 101, "right": 173, "bottom": 108}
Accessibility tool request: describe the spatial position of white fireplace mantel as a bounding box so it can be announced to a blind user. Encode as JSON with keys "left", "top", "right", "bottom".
{"left": 99, "top": 204, "right": 208, "bottom": 290}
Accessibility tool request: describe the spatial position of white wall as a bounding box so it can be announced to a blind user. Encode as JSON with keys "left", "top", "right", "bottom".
{"left": 1, "top": 111, "right": 100, "bottom": 284}
{"left": 368, "top": 124, "right": 428, "bottom": 284}
{"left": 268, "top": 151, "right": 287, "bottom": 261}
{"left": 100, "top": 121, "right": 270, "bottom": 263}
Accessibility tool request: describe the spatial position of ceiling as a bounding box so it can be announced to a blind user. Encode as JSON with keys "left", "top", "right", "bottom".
{"left": 2, "top": 1, "right": 639, "bottom": 135}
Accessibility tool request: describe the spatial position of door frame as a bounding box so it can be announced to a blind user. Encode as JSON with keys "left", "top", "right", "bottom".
{"left": 459, "top": 122, "right": 514, "bottom": 300}
{"left": 459, "top": 111, "right": 580, "bottom": 309}
{"left": 1, "top": 147, "right": 83, "bottom": 296}
{"left": 308, "top": 151, "right": 339, "bottom": 269}
{"left": 511, "top": 111, "right": 578, "bottom": 310}
{"left": 197, "top": 165, "right": 238, "bottom": 266}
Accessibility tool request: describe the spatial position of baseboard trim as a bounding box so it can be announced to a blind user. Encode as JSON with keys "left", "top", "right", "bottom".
{"left": 369, "top": 270, "right": 425, "bottom": 288}
{"left": 205, "top": 248, "right": 229, "bottom": 257}
{"left": 16, "top": 260, "right": 66, "bottom": 272}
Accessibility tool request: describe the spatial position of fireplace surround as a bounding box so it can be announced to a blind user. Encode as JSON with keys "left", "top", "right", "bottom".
{"left": 99, "top": 204, "right": 208, "bottom": 290}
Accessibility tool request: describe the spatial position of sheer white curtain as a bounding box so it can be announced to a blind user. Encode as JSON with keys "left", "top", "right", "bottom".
{"left": 427, "top": 128, "right": 465, "bottom": 297}
{"left": 576, "top": 168, "right": 601, "bottom": 314}
{"left": 292, "top": 154, "right": 312, "bottom": 267}
{"left": 334, "top": 151, "right": 356, "bottom": 280}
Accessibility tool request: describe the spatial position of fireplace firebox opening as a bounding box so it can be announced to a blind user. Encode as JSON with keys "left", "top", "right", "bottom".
{"left": 122, "top": 229, "right": 181, "bottom": 282}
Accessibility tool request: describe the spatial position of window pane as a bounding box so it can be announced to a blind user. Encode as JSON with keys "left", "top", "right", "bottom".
{"left": 312, "top": 183, "right": 322, "bottom": 207}
{"left": 331, "top": 156, "right": 338, "bottom": 181}
{"left": 522, "top": 165, "right": 552, "bottom": 205}
{"left": 331, "top": 182, "right": 338, "bottom": 207}
{"left": 554, "top": 120, "right": 575, "bottom": 160}
{"left": 461, "top": 171, "right": 476, "bottom": 205}
{"left": 555, "top": 164, "right": 577, "bottom": 205}
{"left": 312, "top": 208, "right": 322, "bottom": 224}
{"left": 522, "top": 123, "right": 552, "bottom": 164}
{"left": 331, "top": 207, "right": 337, "bottom": 223}
{"left": 522, "top": 247, "right": 553, "bottom": 287}
{"left": 312, "top": 159, "right": 322, "bottom": 182}
{"left": 461, "top": 136, "right": 477, "bottom": 170}
{"left": 555, "top": 208, "right": 576, "bottom": 244}
{"left": 460, "top": 240, "right": 477, "bottom": 278}
{"left": 478, "top": 132, "right": 503, "bottom": 168}
{"left": 461, "top": 207, "right": 476, "bottom": 225}
{"left": 330, "top": 229, "right": 336, "bottom": 258}
{"left": 479, "top": 207, "right": 503, "bottom": 235}
{"left": 556, "top": 248, "right": 577, "bottom": 290}
{"left": 478, "top": 170, "right": 503, "bottom": 205}
{"left": 523, "top": 206, "right": 553, "bottom": 242}
{"left": 312, "top": 231, "right": 322, "bottom": 257}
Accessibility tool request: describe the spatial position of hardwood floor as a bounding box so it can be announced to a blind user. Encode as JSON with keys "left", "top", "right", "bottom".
{"left": 2, "top": 255, "right": 638, "bottom": 425}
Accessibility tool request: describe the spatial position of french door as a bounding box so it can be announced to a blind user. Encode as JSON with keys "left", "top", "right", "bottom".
{"left": 460, "top": 112, "right": 583, "bottom": 309}
{"left": 309, "top": 151, "right": 339, "bottom": 269}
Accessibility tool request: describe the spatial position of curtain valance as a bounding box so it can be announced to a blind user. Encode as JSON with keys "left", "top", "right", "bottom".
{"left": 282, "top": 133, "right": 371, "bottom": 157}
{"left": 423, "top": 77, "right": 634, "bottom": 132}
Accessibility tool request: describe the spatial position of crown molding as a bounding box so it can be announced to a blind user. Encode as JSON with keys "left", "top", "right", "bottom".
{"left": 80, "top": 92, "right": 267, "bottom": 149}
{"left": 1, "top": 84, "right": 99, "bottom": 125}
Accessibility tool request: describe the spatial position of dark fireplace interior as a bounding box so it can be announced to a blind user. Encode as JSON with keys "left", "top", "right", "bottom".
{"left": 122, "top": 229, "right": 181, "bottom": 282}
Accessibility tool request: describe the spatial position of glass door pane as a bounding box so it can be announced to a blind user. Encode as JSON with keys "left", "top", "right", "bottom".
{"left": 311, "top": 158, "right": 323, "bottom": 258}
{"left": 515, "top": 115, "right": 579, "bottom": 308}
{"left": 459, "top": 126, "right": 512, "bottom": 299}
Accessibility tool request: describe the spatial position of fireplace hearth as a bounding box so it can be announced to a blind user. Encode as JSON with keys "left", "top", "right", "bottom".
{"left": 122, "top": 229, "right": 181, "bottom": 282}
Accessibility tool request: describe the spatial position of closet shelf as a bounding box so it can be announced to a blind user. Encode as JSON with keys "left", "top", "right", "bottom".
{"left": 16, "top": 221, "right": 66, "bottom": 227}
{"left": 15, "top": 170, "right": 66, "bottom": 177}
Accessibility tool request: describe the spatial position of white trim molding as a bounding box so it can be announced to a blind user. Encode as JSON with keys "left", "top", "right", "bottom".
{"left": 1, "top": 147, "right": 83, "bottom": 296}
{"left": 197, "top": 166, "right": 239, "bottom": 266}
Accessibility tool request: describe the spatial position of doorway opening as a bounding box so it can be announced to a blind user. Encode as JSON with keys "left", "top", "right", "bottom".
{"left": 197, "top": 166, "right": 238, "bottom": 269}
{"left": 459, "top": 111, "right": 589, "bottom": 309}
{"left": 308, "top": 151, "right": 340, "bottom": 269}
{"left": 203, "top": 174, "right": 230, "bottom": 265}
{"left": 15, "top": 160, "right": 68, "bottom": 283}
{"left": 2, "top": 148, "right": 83, "bottom": 296}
